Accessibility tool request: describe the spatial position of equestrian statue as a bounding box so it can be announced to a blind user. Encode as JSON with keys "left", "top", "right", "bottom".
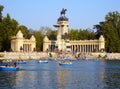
{"left": 61, "top": 8, "right": 67, "bottom": 16}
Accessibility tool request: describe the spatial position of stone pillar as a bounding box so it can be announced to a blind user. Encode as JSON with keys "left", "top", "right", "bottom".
{"left": 99, "top": 35, "right": 105, "bottom": 51}
{"left": 80, "top": 45, "right": 82, "bottom": 52}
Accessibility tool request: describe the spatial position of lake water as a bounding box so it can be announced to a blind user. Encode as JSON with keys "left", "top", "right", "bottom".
{"left": 0, "top": 59, "right": 120, "bottom": 89}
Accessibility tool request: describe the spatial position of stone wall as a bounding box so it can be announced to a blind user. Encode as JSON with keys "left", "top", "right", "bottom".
{"left": 0, "top": 52, "right": 51, "bottom": 60}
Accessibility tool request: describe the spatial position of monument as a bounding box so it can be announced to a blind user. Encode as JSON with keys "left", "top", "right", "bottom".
{"left": 54, "top": 8, "right": 71, "bottom": 52}
{"left": 11, "top": 30, "right": 36, "bottom": 52}
{"left": 43, "top": 9, "right": 105, "bottom": 52}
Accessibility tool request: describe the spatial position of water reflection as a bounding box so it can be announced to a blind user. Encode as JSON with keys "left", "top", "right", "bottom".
{"left": 0, "top": 71, "right": 17, "bottom": 89}
{"left": 57, "top": 67, "right": 70, "bottom": 89}
{"left": 103, "top": 60, "right": 120, "bottom": 88}
{"left": 0, "top": 60, "right": 120, "bottom": 89}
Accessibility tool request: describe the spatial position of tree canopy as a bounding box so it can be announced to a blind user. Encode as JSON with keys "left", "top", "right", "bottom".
{"left": 69, "top": 29, "right": 96, "bottom": 40}
{"left": 95, "top": 11, "right": 120, "bottom": 52}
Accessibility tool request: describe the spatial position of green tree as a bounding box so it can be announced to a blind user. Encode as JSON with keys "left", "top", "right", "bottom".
{"left": 33, "top": 30, "right": 44, "bottom": 51}
{"left": 46, "top": 29, "right": 57, "bottom": 40}
{"left": 102, "top": 11, "right": 120, "bottom": 52}
{"left": 78, "top": 29, "right": 90, "bottom": 40}
{"left": 39, "top": 26, "right": 52, "bottom": 35}
{"left": 69, "top": 29, "right": 79, "bottom": 40}
{"left": 69, "top": 29, "right": 96, "bottom": 40}
{"left": 18, "top": 25, "right": 30, "bottom": 38}
{"left": 0, "top": 13, "right": 19, "bottom": 51}
{"left": 0, "top": 5, "right": 4, "bottom": 50}
{"left": 0, "top": 5, "right": 4, "bottom": 22}
{"left": 93, "top": 22, "right": 103, "bottom": 39}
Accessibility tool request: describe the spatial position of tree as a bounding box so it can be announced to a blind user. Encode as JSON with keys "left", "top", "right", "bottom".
{"left": 33, "top": 30, "right": 44, "bottom": 51}
{"left": 0, "top": 5, "right": 4, "bottom": 50}
{"left": 69, "top": 29, "right": 79, "bottom": 40}
{"left": 39, "top": 26, "right": 52, "bottom": 35}
{"left": 46, "top": 29, "right": 57, "bottom": 40}
{"left": 18, "top": 25, "right": 30, "bottom": 38}
{"left": 0, "top": 5, "right": 4, "bottom": 22}
{"left": 0, "top": 13, "right": 19, "bottom": 51}
{"left": 101, "top": 11, "right": 120, "bottom": 52}
{"left": 69, "top": 29, "right": 96, "bottom": 40}
{"left": 0, "top": 14, "right": 19, "bottom": 51}
{"left": 93, "top": 22, "right": 104, "bottom": 39}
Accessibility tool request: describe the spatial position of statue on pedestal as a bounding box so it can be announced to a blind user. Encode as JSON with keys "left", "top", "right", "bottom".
{"left": 61, "top": 8, "right": 67, "bottom": 16}
{"left": 58, "top": 8, "right": 68, "bottom": 21}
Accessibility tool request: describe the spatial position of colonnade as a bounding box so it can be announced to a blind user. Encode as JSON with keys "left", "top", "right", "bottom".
{"left": 71, "top": 44, "right": 99, "bottom": 52}
{"left": 48, "top": 44, "right": 99, "bottom": 53}
{"left": 23, "top": 44, "right": 32, "bottom": 52}
{"left": 48, "top": 45, "right": 56, "bottom": 51}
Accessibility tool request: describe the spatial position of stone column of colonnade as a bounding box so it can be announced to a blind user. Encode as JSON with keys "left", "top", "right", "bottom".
{"left": 23, "top": 44, "right": 32, "bottom": 52}
{"left": 71, "top": 44, "right": 99, "bottom": 53}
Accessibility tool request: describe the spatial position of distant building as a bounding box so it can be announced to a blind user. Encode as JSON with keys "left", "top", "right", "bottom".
{"left": 43, "top": 9, "right": 105, "bottom": 52}
{"left": 11, "top": 30, "right": 36, "bottom": 52}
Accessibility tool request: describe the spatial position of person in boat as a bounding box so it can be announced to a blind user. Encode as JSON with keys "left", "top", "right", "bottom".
{"left": 14, "top": 62, "right": 17, "bottom": 67}
{"left": 49, "top": 52, "right": 52, "bottom": 57}
{"left": 5, "top": 64, "right": 8, "bottom": 67}
{"left": 5, "top": 64, "right": 11, "bottom": 67}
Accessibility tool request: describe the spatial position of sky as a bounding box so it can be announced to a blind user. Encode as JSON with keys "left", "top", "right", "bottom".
{"left": 0, "top": 0, "right": 120, "bottom": 30}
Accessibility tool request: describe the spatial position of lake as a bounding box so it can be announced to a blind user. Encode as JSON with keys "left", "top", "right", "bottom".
{"left": 0, "top": 59, "right": 120, "bottom": 89}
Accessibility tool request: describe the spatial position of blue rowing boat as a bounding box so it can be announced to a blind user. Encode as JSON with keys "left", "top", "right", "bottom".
{"left": 0, "top": 66, "right": 19, "bottom": 71}
{"left": 38, "top": 60, "right": 48, "bottom": 64}
{"left": 59, "top": 60, "right": 72, "bottom": 66}
{"left": 17, "top": 61, "right": 27, "bottom": 64}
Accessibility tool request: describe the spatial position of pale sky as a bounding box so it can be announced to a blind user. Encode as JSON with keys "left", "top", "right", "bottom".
{"left": 0, "top": 0, "right": 120, "bottom": 30}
